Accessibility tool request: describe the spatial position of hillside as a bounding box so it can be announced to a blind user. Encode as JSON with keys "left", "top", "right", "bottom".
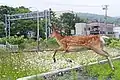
{"left": 76, "top": 12, "right": 118, "bottom": 23}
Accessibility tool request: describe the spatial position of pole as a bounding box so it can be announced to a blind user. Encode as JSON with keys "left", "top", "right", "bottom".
{"left": 8, "top": 16, "right": 10, "bottom": 39}
{"left": 37, "top": 11, "right": 39, "bottom": 52}
{"left": 5, "top": 14, "right": 8, "bottom": 45}
{"left": 45, "top": 10, "right": 48, "bottom": 40}
{"left": 5, "top": 15, "right": 7, "bottom": 39}
{"left": 48, "top": 8, "right": 51, "bottom": 36}
{"left": 103, "top": 5, "right": 108, "bottom": 35}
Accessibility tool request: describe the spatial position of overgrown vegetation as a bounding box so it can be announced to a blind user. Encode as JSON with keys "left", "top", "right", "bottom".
{"left": 0, "top": 49, "right": 50, "bottom": 80}
{"left": 55, "top": 59, "right": 120, "bottom": 80}
{"left": 84, "top": 59, "right": 120, "bottom": 80}
{"left": 0, "top": 44, "right": 120, "bottom": 80}
{"left": 105, "top": 37, "right": 120, "bottom": 49}
{"left": 0, "top": 36, "right": 120, "bottom": 80}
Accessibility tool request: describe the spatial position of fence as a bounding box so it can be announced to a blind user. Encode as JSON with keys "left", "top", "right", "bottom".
{"left": 0, "top": 42, "right": 18, "bottom": 52}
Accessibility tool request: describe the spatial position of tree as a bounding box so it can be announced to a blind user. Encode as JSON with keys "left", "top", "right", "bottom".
{"left": 0, "top": 5, "right": 16, "bottom": 22}
{"left": 14, "top": 6, "right": 30, "bottom": 14}
{"left": 60, "top": 12, "right": 86, "bottom": 35}
{"left": 0, "top": 5, "right": 46, "bottom": 38}
{"left": 0, "top": 22, "right": 5, "bottom": 37}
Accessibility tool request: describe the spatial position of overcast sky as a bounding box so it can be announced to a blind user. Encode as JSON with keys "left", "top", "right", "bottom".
{"left": 0, "top": 0, "right": 120, "bottom": 17}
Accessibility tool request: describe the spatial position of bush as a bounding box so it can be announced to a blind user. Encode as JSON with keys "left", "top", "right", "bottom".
{"left": 105, "top": 38, "right": 120, "bottom": 48}
{"left": 0, "top": 35, "right": 27, "bottom": 45}
{"left": 46, "top": 38, "right": 58, "bottom": 45}
{"left": 0, "top": 36, "right": 37, "bottom": 50}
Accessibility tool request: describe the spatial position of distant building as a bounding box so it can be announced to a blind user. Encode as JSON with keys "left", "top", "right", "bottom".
{"left": 75, "top": 23, "right": 86, "bottom": 36}
{"left": 113, "top": 27, "right": 120, "bottom": 38}
{"left": 75, "top": 22, "right": 116, "bottom": 37}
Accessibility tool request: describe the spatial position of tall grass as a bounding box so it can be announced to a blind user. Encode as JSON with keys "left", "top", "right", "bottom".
{"left": 0, "top": 37, "right": 120, "bottom": 80}
{"left": 83, "top": 59, "right": 120, "bottom": 80}
{"left": 0, "top": 49, "right": 49, "bottom": 80}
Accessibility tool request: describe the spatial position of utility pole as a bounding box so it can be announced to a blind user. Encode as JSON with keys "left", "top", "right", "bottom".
{"left": 37, "top": 11, "right": 40, "bottom": 52}
{"left": 45, "top": 10, "right": 48, "bottom": 40}
{"left": 29, "top": 7, "right": 40, "bottom": 52}
{"left": 103, "top": 5, "right": 108, "bottom": 35}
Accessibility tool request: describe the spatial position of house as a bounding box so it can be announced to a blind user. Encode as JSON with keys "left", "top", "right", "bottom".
{"left": 113, "top": 27, "right": 120, "bottom": 38}
{"left": 75, "top": 22, "right": 116, "bottom": 37}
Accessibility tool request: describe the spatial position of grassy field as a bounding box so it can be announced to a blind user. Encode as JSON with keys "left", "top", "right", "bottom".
{"left": 0, "top": 47, "right": 120, "bottom": 80}
{"left": 55, "top": 59, "right": 120, "bottom": 80}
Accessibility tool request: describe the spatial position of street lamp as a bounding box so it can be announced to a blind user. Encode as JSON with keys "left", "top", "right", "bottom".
{"left": 29, "top": 7, "right": 40, "bottom": 52}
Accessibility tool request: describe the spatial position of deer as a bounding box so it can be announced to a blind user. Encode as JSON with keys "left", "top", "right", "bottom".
{"left": 50, "top": 24, "right": 115, "bottom": 71}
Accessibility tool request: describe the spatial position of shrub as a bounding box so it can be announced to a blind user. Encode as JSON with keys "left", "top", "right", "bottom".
{"left": 46, "top": 38, "right": 58, "bottom": 45}
{"left": 0, "top": 35, "right": 26, "bottom": 45}
{"left": 105, "top": 38, "right": 120, "bottom": 48}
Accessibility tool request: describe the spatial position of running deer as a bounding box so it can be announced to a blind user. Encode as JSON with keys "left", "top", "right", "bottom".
{"left": 50, "top": 24, "right": 114, "bottom": 70}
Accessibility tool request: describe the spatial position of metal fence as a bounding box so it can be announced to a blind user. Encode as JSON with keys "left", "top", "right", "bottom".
{"left": 0, "top": 42, "right": 18, "bottom": 52}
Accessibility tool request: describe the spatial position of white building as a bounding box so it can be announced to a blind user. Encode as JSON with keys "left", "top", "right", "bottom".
{"left": 75, "top": 23, "right": 87, "bottom": 36}
{"left": 113, "top": 27, "right": 120, "bottom": 38}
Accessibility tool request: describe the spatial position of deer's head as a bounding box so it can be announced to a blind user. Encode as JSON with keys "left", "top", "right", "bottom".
{"left": 49, "top": 23, "right": 59, "bottom": 38}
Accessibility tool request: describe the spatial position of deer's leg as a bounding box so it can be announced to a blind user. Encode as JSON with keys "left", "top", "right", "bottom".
{"left": 99, "top": 44, "right": 114, "bottom": 70}
{"left": 100, "top": 42, "right": 104, "bottom": 50}
{"left": 90, "top": 47, "right": 114, "bottom": 70}
{"left": 62, "top": 46, "right": 73, "bottom": 62}
{"left": 53, "top": 47, "right": 63, "bottom": 63}
{"left": 102, "top": 50, "right": 114, "bottom": 70}
{"left": 53, "top": 50, "right": 57, "bottom": 63}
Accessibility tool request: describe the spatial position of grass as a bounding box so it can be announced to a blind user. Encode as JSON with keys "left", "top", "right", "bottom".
{"left": 0, "top": 49, "right": 49, "bottom": 80}
{"left": 0, "top": 46, "right": 120, "bottom": 80}
{"left": 84, "top": 59, "right": 120, "bottom": 80}
{"left": 56, "top": 59, "right": 120, "bottom": 80}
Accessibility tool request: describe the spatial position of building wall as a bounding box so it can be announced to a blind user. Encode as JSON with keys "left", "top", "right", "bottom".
{"left": 75, "top": 22, "right": 116, "bottom": 36}
{"left": 86, "top": 22, "right": 115, "bottom": 35}
{"left": 75, "top": 23, "right": 86, "bottom": 35}
{"left": 113, "top": 27, "right": 120, "bottom": 38}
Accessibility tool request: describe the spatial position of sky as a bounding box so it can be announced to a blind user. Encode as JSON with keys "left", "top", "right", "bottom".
{"left": 0, "top": 0, "right": 120, "bottom": 17}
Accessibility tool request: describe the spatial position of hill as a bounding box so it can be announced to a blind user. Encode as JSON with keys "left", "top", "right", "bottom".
{"left": 76, "top": 12, "right": 118, "bottom": 23}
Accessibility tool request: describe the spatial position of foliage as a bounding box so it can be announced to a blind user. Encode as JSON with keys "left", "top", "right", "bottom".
{"left": 39, "top": 38, "right": 59, "bottom": 50}
{"left": 59, "top": 13, "right": 86, "bottom": 35}
{"left": 0, "top": 36, "right": 36, "bottom": 49}
{"left": 84, "top": 59, "right": 120, "bottom": 80}
{"left": 105, "top": 38, "right": 120, "bottom": 48}
{"left": 0, "top": 36, "right": 26, "bottom": 44}
{"left": 0, "top": 5, "right": 46, "bottom": 38}
{"left": 0, "top": 22, "right": 5, "bottom": 37}
{"left": 0, "top": 43, "right": 119, "bottom": 80}
{"left": 0, "top": 49, "right": 49, "bottom": 80}
{"left": 50, "top": 11, "right": 87, "bottom": 35}
{"left": 46, "top": 38, "right": 58, "bottom": 45}
{"left": 56, "top": 59, "right": 120, "bottom": 80}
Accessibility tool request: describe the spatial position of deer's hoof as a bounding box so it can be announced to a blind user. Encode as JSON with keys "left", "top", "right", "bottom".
{"left": 66, "top": 59, "right": 72, "bottom": 63}
{"left": 112, "top": 67, "right": 115, "bottom": 71}
{"left": 53, "top": 58, "right": 56, "bottom": 63}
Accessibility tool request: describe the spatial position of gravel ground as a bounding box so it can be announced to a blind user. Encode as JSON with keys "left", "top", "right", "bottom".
{"left": 14, "top": 47, "right": 120, "bottom": 80}
{"left": 23, "top": 47, "right": 120, "bottom": 71}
